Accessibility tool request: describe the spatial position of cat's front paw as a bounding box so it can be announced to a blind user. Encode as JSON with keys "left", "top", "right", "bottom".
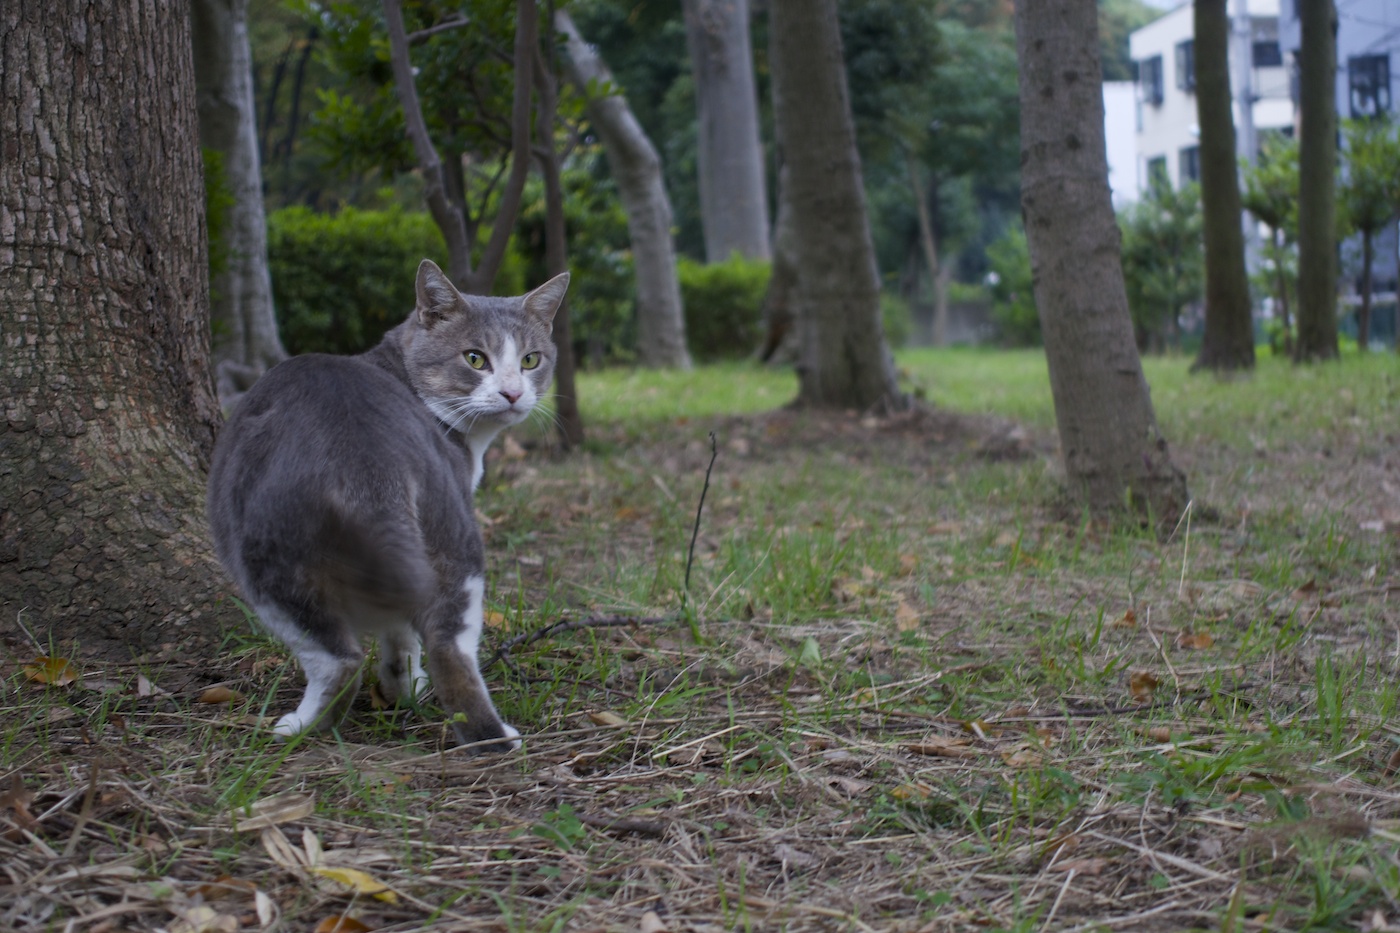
{"left": 272, "top": 712, "right": 312, "bottom": 739}
{"left": 453, "top": 720, "right": 522, "bottom": 755}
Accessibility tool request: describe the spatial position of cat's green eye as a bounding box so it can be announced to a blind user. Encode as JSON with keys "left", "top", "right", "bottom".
{"left": 521, "top": 351, "right": 541, "bottom": 370}
{"left": 464, "top": 350, "right": 488, "bottom": 370}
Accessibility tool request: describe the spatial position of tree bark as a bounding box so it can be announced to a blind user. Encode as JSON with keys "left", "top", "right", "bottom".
{"left": 758, "top": 163, "right": 800, "bottom": 363}
{"left": 1192, "top": 0, "right": 1255, "bottom": 372}
{"left": 907, "top": 155, "right": 949, "bottom": 347}
{"left": 1, "top": 0, "right": 235, "bottom": 659}
{"left": 1359, "top": 228, "right": 1373, "bottom": 350}
{"left": 556, "top": 11, "right": 692, "bottom": 369}
{"left": 192, "top": 0, "right": 288, "bottom": 410}
{"left": 769, "top": 0, "right": 904, "bottom": 412}
{"left": 1295, "top": 0, "right": 1340, "bottom": 361}
{"left": 534, "top": 47, "right": 585, "bottom": 449}
{"left": 684, "top": 0, "right": 771, "bottom": 262}
{"left": 1013, "top": 0, "right": 1188, "bottom": 517}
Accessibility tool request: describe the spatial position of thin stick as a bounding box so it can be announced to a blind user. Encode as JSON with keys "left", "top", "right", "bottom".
{"left": 683, "top": 432, "right": 719, "bottom": 603}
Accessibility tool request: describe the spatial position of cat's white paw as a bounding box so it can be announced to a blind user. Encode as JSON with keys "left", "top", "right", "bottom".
{"left": 501, "top": 722, "right": 522, "bottom": 750}
{"left": 273, "top": 712, "right": 310, "bottom": 739}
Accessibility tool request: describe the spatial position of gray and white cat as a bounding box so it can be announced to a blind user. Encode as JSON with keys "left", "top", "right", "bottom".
{"left": 207, "top": 260, "right": 567, "bottom": 753}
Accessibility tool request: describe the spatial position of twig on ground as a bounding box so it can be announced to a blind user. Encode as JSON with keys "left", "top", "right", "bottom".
{"left": 683, "top": 431, "right": 719, "bottom": 606}
{"left": 484, "top": 613, "right": 675, "bottom": 673}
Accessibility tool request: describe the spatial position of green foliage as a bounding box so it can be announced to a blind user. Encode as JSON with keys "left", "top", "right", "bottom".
{"left": 1243, "top": 135, "right": 1301, "bottom": 345}
{"left": 265, "top": 205, "right": 450, "bottom": 355}
{"left": 1098, "top": 0, "right": 1161, "bottom": 81}
{"left": 1118, "top": 176, "right": 1204, "bottom": 351}
{"left": 202, "top": 148, "right": 235, "bottom": 283}
{"left": 1339, "top": 117, "right": 1400, "bottom": 238}
{"left": 986, "top": 223, "right": 1038, "bottom": 347}
{"left": 676, "top": 255, "right": 771, "bottom": 362}
{"left": 514, "top": 155, "right": 634, "bottom": 367}
{"left": 880, "top": 291, "right": 912, "bottom": 350}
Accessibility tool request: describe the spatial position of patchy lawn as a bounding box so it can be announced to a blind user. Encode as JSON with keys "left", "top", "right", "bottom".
{"left": 4, "top": 349, "right": 1400, "bottom": 932}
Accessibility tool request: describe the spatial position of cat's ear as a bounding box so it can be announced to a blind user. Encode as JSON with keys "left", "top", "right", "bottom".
{"left": 523, "top": 272, "right": 570, "bottom": 330}
{"left": 415, "top": 259, "right": 462, "bottom": 328}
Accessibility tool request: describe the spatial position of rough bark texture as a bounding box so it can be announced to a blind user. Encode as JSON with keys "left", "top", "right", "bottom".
{"left": 1013, "top": 0, "right": 1188, "bottom": 517}
{"left": 1294, "top": 0, "right": 1340, "bottom": 361}
{"left": 769, "top": 0, "right": 904, "bottom": 412}
{"left": 192, "top": 0, "right": 288, "bottom": 409}
{"left": 758, "top": 163, "right": 800, "bottom": 364}
{"left": 534, "top": 48, "right": 585, "bottom": 449}
{"left": 1, "top": 0, "right": 236, "bottom": 659}
{"left": 684, "top": 0, "right": 771, "bottom": 262}
{"left": 1192, "top": 0, "right": 1256, "bottom": 372}
{"left": 556, "top": 11, "right": 691, "bottom": 369}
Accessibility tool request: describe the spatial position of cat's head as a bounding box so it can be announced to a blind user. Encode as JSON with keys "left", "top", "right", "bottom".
{"left": 399, "top": 260, "right": 569, "bottom": 436}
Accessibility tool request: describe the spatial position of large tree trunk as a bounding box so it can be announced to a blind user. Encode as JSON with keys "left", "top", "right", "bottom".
{"left": 1013, "top": 0, "right": 1188, "bottom": 517}
{"left": 1192, "top": 0, "right": 1255, "bottom": 372}
{"left": 769, "top": 0, "right": 904, "bottom": 412}
{"left": 1, "top": 0, "right": 235, "bottom": 659}
{"left": 684, "top": 0, "right": 771, "bottom": 262}
{"left": 534, "top": 47, "right": 585, "bottom": 449}
{"left": 192, "top": 0, "right": 288, "bottom": 410}
{"left": 1295, "top": 0, "right": 1340, "bottom": 361}
{"left": 758, "top": 163, "right": 800, "bottom": 363}
{"left": 556, "top": 11, "right": 692, "bottom": 370}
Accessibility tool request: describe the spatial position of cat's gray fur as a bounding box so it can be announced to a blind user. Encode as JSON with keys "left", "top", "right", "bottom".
{"left": 207, "top": 260, "right": 567, "bottom": 753}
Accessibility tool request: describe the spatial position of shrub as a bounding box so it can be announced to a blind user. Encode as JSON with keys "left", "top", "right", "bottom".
{"left": 266, "top": 205, "right": 450, "bottom": 355}
{"left": 880, "top": 291, "right": 912, "bottom": 349}
{"left": 677, "top": 254, "right": 771, "bottom": 361}
{"left": 986, "top": 222, "right": 1040, "bottom": 346}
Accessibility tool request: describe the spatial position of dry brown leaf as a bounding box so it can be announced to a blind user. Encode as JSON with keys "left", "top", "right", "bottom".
{"left": 315, "top": 915, "right": 373, "bottom": 933}
{"left": 311, "top": 866, "right": 399, "bottom": 903}
{"left": 588, "top": 710, "right": 628, "bottom": 728}
{"left": 192, "top": 876, "right": 258, "bottom": 900}
{"left": 484, "top": 610, "right": 508, "bottom": 628}
{"left": 903, "top": 737, "right": 979, "bottom": 759}
{"left": 1175, "top": 631, "right": 1215, "bottom": 650}
{"left": 1001, "top": 748, "right": 1043, "bottom": 769}
{"left": 23, "top": 656, "right": 79, "bottom": 687}
{"left": 1143, "top": 726, "right": 1174, "bottom": 743}
{"left": 233, "top": 792, "right": 316, "bottom": 832}
{"left": 960, "top": 719, "right": 1000, "bottom": 739}
{"left": 168, "top": 904, "right": 239, "bottom": 933}
{"left": 894, "top": 601, "right": 921, "bottom": 632}
{"left": 197, "top": 685, "right": 242, "bottom": 705}
{"left": 828, "top": 776, "right": 873, "bottom": 795}
{"left": 1108, "top": 609, "right": 1137, "bottom": 629}
{"left": 897, "top": 553, "right": 919, "bottom": 576}
{"left": 639, "top": 910, "right": 670, "bottom": 933}
{"left": 0, "top": 773, "right": 38, "bottom": 840}
{"left": 890, "top": 781, "right": 935, "bottom": 801}
{"left": 1129, "top": 671, "right": 1160, "bottom": 703}
{"left": 928, "top": 521, "right": 963, "bottom": 535}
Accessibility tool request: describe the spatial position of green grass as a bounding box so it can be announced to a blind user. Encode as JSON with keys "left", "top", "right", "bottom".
{"left": 7, "top": 346, "right": 1400, "bottom": 931}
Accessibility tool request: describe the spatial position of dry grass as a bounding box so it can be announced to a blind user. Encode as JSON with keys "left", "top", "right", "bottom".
{"left": 4, "top": 350, "right": 1400, "bottom": 932}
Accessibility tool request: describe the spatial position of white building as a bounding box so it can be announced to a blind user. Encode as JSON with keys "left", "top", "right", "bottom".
{"left": 1103, "top": 82, "right": 1140, "bottom": 208}
{"left": 1129, "top": 0, "right": 1294, "bottom": 192}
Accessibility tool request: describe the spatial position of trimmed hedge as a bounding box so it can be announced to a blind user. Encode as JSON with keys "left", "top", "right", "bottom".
{"left": 678, "top": 254, "right": 771, "bottom": 361}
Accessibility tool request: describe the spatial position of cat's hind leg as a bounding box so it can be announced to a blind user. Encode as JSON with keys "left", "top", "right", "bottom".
{"left": 256, "top": 603, "right": 364, "bottom": 738}
{"left": 420, "top": 574, "right": 519, "bottom": 754}
{"left": 376, "top": 625, "right": 427, "bottom": 705}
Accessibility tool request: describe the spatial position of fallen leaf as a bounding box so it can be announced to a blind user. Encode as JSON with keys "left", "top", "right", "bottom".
{"left": 961, "top": 719, "right": 999, "bottom": 739}
{"left": 168, "top": 904, "right": 239, "bottom": 933}
{"left": 484, "top": 610, "right": 508, "bottom": 628}
{"left": 311, "top": 866, "right": 399, "bottom": 904}
{"left": 192, "top": 875, "right": 258, "bottom": 900}
{"left": 315, "top": 917, "right": 373, "bottom": 933}
{"left": 197, "top": 685, "right": 242, "bottom": 705}
{"left": 233, "top": 792, "right": 316, "bottom": 832}
{"left": 0, "top": 773, "right": 38, "bottom": 839}
{"left": 890, "top": 782, "right": 935, "bottom": 802}
{"left": 1001, "top": 748, "right": 1043, "bottom": 769}
{"left": 1386, "top": 747, "right": 1400, "bottom": 777}
{"left": 1143, "top": 726, "right": 1173, "bottom": 743}
{"left": 587, "top": 710, "right": 628, "bottom": 728}
{"left": 1109, "top": 609, "right": 1137, "bottom": 629}
{"left": 897, "top": 553, "right": 919, "bottom": 576}
{"left": 903, "top": 737, "right": 979, "bottom": 759}
{"left": 894, "top": 601, "right": 921, "bottom": 632}
{"left": 639, "top": 911, "right": 670, "bottom": 933}
{"left": 828, "top": 776, "right": 873, "bottom": 795}
{"left": 1175, "top": 631, "right": 1215, "bottom": 650}
{"left": 1129, "top": 671, "right": 1160, "bottom": 703}
{"left": 23, "top": 656, "right": 79, "bottom": 687}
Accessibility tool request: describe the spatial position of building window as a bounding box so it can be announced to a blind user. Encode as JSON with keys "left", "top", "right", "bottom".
{"left": 1147, "top": 156, "right": 1169, "bottom": 190}
{"left": 1179, "top": 146, "right": 1201, "bottom": 184}
{"left": 1139, "top": 55, "right": 1164, "bottom": 106}
{"left": 1349, "top": 55, "right": 1392, "bottom": 118}
{"left": 1253, "top": 41, "right": 1282, "bottom": 68}
{"left": 1176, "top": 40, "right": 1195, "bottom": 92}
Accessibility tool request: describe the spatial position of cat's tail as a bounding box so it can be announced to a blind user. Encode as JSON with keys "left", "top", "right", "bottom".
{"left": 313, "top": 509, "right": 435, "bottom": 617}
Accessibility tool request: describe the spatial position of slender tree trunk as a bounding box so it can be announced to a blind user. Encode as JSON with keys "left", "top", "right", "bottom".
{"left": 192, "top": 0, "right": 288, "bottom": 410}
{"left": 1013, "top": 0, "right": 1188, "bottom": 517}
{"left": 769, "top": 0, "right": 904, "bottom": 412}
{"left": 758, "top": 163, "right": 800, "bottom": 363}
{"left": 1271, "top": 229, "right": 1294, "bottom": 353}
{"left": 556, "top": 11, "right": 691, "bottom": 369}
{"left": 1295, "top": 0, "right": 1340, "bottom": 361}
{"left": 534, "top": 48, "right": 585, "bottom": 449}
{"left": 1, "top": 0, "right": 235, "bottom": 659}
{"left": 907, "top": 155, "right": 950, "bottom": 347}
{"left": 1192, "top": 0, "right": 1255, "bottom": 372}
{"left": 684, "top": 0, "right": 771, "bottom": 262}
{"left": 1359, "top": 228, "right": 1374, "bottom": 350}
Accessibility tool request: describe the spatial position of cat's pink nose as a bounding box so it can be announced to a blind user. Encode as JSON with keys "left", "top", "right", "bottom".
{"left": 500, "top": 389, "right": 521, "bottom": 405}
